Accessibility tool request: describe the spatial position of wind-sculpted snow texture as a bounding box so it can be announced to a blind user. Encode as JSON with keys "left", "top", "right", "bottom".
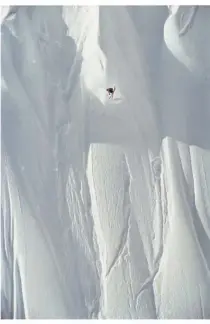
{"left": 1, "top": 6, "right": 210, "bottom": 319}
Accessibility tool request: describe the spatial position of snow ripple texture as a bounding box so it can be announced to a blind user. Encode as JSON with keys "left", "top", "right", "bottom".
{"left": 1, "top": 6, "right": 210, "bottom": 319}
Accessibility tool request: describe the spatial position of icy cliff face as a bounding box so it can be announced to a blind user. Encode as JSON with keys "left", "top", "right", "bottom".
{"left": 1, "top": 6, "right": 210, "bottom": 319}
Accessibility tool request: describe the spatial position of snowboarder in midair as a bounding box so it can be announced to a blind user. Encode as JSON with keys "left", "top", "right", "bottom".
{"left": 106, "top": 86, "right": 116, "bottom": 99}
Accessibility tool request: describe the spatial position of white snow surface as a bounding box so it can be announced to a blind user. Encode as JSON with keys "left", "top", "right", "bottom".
{"left": 1, "top": 6, "right": 210, "bottom": 319}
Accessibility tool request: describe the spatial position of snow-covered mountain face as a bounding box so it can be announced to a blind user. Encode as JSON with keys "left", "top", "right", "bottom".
{"left": 1, "top": 6, "right": 210, "bottom": 319}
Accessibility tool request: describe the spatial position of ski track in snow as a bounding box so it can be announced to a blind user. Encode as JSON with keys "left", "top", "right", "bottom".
{"left": 1, "top": 5, "right": 210, "bottom": 319}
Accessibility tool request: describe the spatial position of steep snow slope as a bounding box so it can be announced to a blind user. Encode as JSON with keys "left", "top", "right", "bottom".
{"left": 1, "top": 6, "right": 210, "bottom": 319}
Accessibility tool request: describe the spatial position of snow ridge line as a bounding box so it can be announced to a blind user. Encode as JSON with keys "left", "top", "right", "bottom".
{"left": 88, "top": 146, "right": 106, "bottom": 318}
{"left": 105, "top": 214, "right": 130, "bottom": 278}
{"left": 179, "top": 6, "right": 198, "bottom": 37}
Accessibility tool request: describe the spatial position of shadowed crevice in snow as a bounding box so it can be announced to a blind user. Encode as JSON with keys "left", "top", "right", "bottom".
{"left": 178, "top": 6, "right": 198, "bottom": 36}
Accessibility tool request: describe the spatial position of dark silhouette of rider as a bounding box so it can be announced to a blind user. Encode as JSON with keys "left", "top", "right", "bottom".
{"left": 106, "top": 86, "right": 116, "bottom": 99}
